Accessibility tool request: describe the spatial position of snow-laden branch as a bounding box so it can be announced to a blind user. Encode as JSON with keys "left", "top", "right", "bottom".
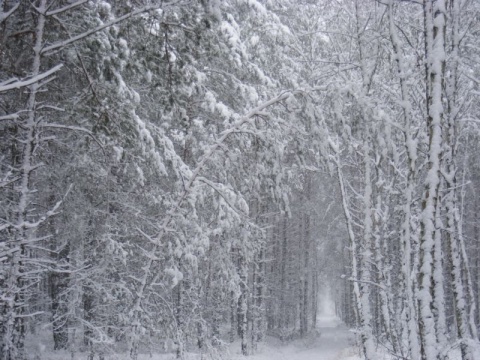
{"left": 0, "top": 185, "right": 73, "bottom": 235}
{"left": 0, "top": 112, "right": 24, "bottom": 121}
{"left": 41, "top": 123, "right": 104, "bottom": 149}
{"left": 197, "top": 177, "right": 248, "bottom": 218}
{"left": 45, "top": 0, "right": 88, "bottom": 16}
{"left": 127, "top": 88, "right": 319, "bottom": 346}
{"left": 0, "top": 176, "right": 20, "bottom": 189}
{"left": 0, "top": 1, "right": 20, "bottom": 24}
{"left": 342, "top": 275, "right": 387, "bottom": 292}
{"left": 17, "top": 185, "right": 72, "bottom": 231}
{"left": 41, "top": 5, "right": 165, "bottom": 55}
{"left": 0, "top": 64, "right": 63, "bottom": 93}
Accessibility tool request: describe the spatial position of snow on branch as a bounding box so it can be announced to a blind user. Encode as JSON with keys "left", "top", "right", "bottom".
{"left": 12, "top": 184, "right": 73, "bottom": 232}
{"left": 197, "top": 177, "right": 249, "bottom": 218}
{"left": 0, "top": 112, "right": 23, "bottom": 121}
{"left": 42, "top": 123, "right": 104, "bottom": 149}
{"left": 0, "top": 1, "right": 19, "bottom": 24}
{"left": 0, "top": 64, "right": 63, "bottom": 93}
{"left": 128, "top": 87, "right": 319, "bottom": 322}
{"left": 44, "top": 0, "right": 88, "bottom": 16}
{"left": 41, "top": 5, "right": 165, "bottom": 55}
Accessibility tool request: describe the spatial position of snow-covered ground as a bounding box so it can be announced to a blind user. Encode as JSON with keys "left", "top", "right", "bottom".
{"left": 26, "top": 293, "right": 477, "bottom": 359}
{"left": 25, "top": 316, "right": 359, "bottom": 360}
{"left": 27, "top": 296, "right": 362, "bottom": 360}
{"left": 227, "top": 294, "right": 361, "bottom": 360}
{"left": 229, "top": 315, "right": 359, "bottom": 360}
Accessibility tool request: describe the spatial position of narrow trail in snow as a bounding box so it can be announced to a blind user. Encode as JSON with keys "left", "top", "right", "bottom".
{"left": 295, "top": 316, "right": 357, "bottom": 360}
{"left": 233, "top": 315, "right": 358, "bottom": 360}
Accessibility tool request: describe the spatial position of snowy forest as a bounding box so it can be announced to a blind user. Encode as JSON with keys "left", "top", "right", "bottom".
{"left": 1, "top": 0, "right": 480, "bottom": 359}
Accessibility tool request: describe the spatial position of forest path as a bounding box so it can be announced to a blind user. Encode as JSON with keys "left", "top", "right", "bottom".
{"left": 233, "top": 315, "right": 359, "bottom": 360}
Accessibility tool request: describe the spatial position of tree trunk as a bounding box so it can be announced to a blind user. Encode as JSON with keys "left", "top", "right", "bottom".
{"left": 417, "top": 2, "right": 446, "bottom": 359}
{"left": 1, "top": 1, "right": 48, "bottom": 358}
{"left": 238, "top": 251, "right": 248, "bottom": 355}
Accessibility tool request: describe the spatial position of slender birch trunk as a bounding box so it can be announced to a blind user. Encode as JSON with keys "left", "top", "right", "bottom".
{"left": 458, "top": 151, "right": 479, "bottom": 342}
{"left": 333, "top": 146, "right": 377, "bottom": 360}
{"left": 238, "top": 249, "right": 249, "bottom": 355}
{"left": 443, "top": 1, "right": 477, "bottom": 358}
{"left": 386, "top": 4, "right": 422, "bottom": 356}
{"left": 433, "top": 188, "right": 447, "bottom": 347}
{"left": 359, "top": 141, "right": 377, "bottom": 359}
{"left": 418, "top": 1, "right": 447, "bottom": 359}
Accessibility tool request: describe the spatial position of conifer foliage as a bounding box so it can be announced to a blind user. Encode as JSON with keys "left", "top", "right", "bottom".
{"left": 1, "top": 1, "right": 480, "bottom": 360}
